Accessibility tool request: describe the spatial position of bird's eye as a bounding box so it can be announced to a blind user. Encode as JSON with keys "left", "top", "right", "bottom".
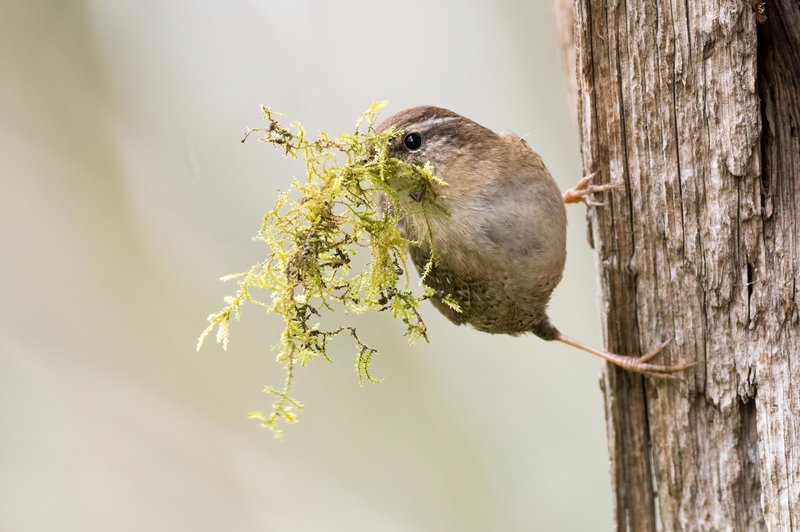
{"left": 403, "top": 132, "right": 422, "bottom": 151}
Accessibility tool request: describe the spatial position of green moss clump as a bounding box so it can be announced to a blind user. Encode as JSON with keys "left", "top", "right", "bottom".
{"left": 197, "top": 101, "right": 446, "bottom": 437}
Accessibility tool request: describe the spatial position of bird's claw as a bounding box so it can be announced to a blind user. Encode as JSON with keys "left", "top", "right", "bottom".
{"left": 610, "top": 340, "right": 697, "bottom": 380}
{"left": 563, "top": 172, "right": 624, "bottom": 205}
{"left": 557, "top": 335, "right": 696, "bottom": 381}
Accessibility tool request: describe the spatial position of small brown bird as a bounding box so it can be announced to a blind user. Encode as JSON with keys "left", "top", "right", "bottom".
{"left": 377, "top": 106, "right": 694, "bottom": 378}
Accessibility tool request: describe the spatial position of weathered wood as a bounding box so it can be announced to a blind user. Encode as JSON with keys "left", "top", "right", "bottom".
{"left": 564, "top": 0, "right": 800, "bottom": 529}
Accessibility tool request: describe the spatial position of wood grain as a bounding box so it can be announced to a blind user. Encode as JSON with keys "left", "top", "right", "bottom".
{"left": 566, "top": 0, "right": 800, "bottom": 528}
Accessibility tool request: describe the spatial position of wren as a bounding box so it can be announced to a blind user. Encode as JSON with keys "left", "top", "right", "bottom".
{"left": 377, "top": 106, "right": 694, "bottom": 378}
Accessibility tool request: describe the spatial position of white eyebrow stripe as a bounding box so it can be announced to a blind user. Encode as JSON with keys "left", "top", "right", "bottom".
{"left": 410, "top": 116, "right": 459, "bottom": 132}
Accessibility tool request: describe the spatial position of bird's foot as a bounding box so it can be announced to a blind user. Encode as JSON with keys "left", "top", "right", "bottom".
{"left": 562, "top": 172, "right": 624, "bottom": 206}
{"left": 601, "top": 340, "right": 698, "bottom": 380}
{"left": 557, "top": 335, "right": 697, "bottom": 380}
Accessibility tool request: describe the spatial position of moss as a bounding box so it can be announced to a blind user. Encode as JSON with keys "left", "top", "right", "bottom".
{"left": 197, "top": 102, "right": 446, "bottom": 437}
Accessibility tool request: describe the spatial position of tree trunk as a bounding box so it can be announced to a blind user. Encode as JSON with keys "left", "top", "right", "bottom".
{"left": 560, "top": 0, "right": 800, "bottom": 529}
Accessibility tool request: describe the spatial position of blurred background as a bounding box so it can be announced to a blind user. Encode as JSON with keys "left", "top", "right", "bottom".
{"left": 0, "top": 1, "right": 612, "bottom": 530}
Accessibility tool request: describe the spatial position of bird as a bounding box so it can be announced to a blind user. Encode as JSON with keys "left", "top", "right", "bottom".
{"left": 376, "top": 105, "right": 695, "bottom": 378}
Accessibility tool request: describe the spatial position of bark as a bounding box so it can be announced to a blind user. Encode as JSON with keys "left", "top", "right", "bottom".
{"left": 559, "top": 0, "right": 800, "bottom": 529}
